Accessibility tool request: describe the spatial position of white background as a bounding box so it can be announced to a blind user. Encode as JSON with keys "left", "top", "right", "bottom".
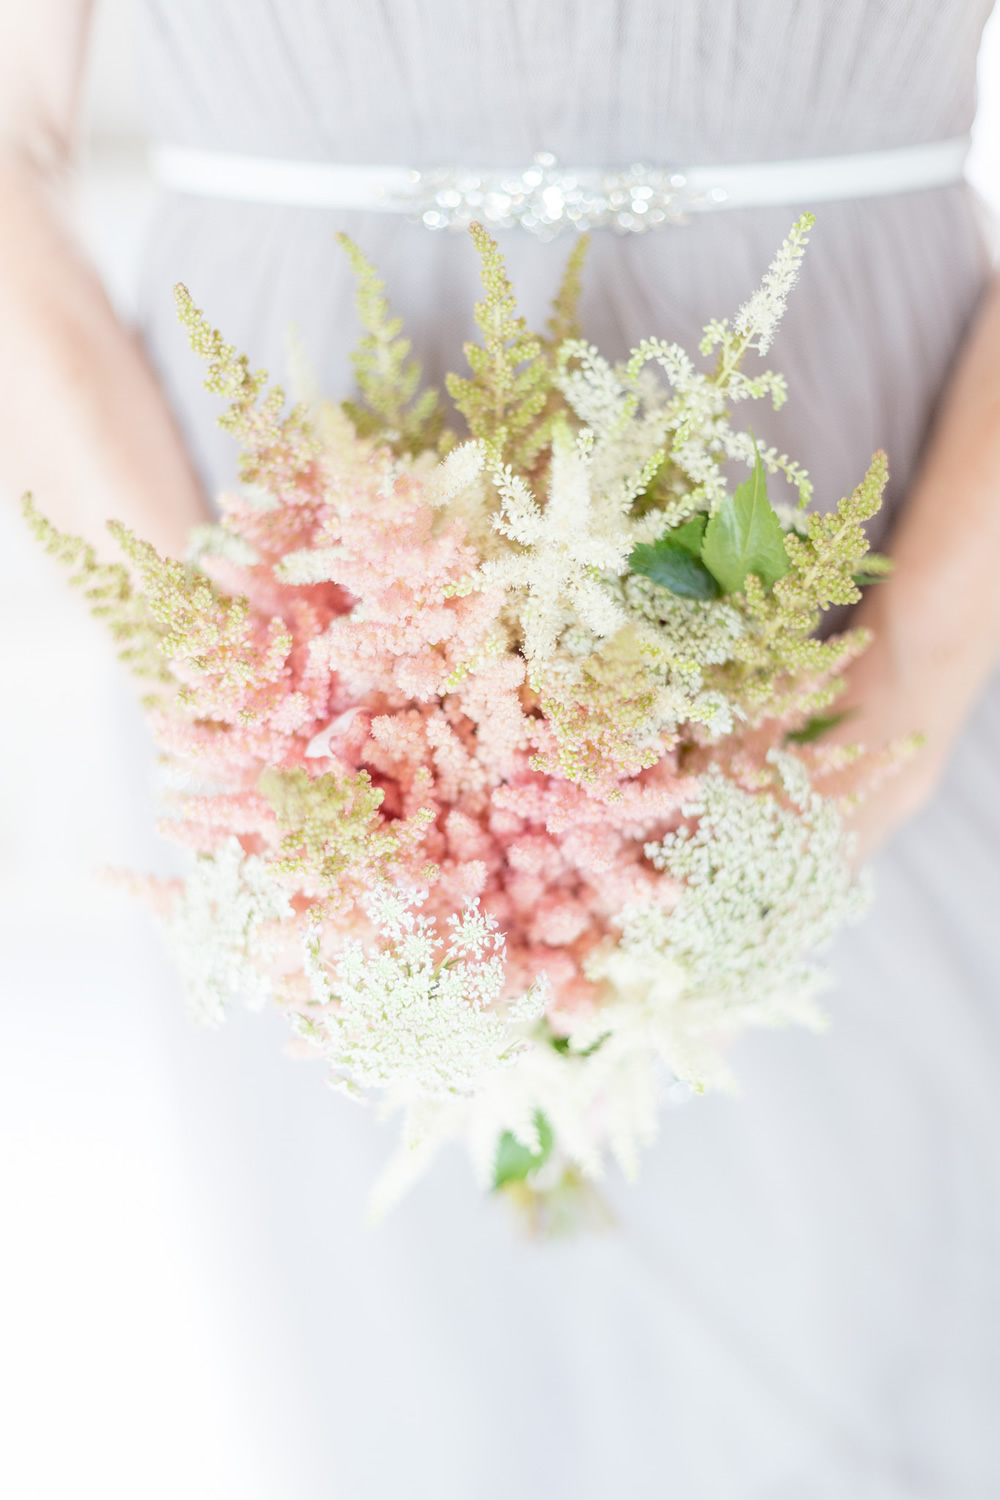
{"left": 1, "top": 4, "right": 279, "bottom": 1497}
{"left": 4, "top": 3, "right": 1000, "bottom": 1496}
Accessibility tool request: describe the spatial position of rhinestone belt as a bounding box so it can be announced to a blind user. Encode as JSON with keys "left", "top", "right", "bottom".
{"left": 151, "top": 138, "right": 970, "bottom": 239}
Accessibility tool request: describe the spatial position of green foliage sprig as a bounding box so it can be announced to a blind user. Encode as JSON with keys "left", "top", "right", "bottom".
{"left": 335, "top": 234, "right": 446, "bottom": 454}
{"left": 24, "top": 495, "right": 300, "bottom": 722}
{"left": 724, "top": 451, "right": 890, "bottom": 717}
{"left": 543, "top": 236, "right": 590, "bottom": 352}
{"left": 175, "top": 285, "right": 319, "bottom": 495}
{"left": 260, "top": 766, "right": 392, "bottom": 887}
{"left": 446, "top": 222, "right": 556, "bottom": 470}
{"left": 22, "top": 496, "right": 173, "bottom": 700}
{"left": 258, "top": 767, "right": 437, "bottom": 915}
{"left": 106, "top": 521, "right": 292, "bottom": 717}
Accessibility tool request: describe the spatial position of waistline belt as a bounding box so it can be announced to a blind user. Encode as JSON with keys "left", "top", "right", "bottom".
{"left": 150, "top": 137, "right": 971, "bottom": 238}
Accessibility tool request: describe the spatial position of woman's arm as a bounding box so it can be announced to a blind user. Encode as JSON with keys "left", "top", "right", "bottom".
{"left": 0, "top": 0, "right": 208, "bottom": 560}
{"left": 833, "top": 273, "right": 1000, "bottom": 857}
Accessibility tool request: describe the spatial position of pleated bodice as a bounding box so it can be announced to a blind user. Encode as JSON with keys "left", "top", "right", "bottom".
{"left": 138, "top": 0, "right": 988, "bottom": 165}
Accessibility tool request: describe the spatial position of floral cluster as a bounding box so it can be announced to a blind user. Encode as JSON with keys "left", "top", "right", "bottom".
{"left": 27, "top": 215, "right": 885, "bottom": 1221}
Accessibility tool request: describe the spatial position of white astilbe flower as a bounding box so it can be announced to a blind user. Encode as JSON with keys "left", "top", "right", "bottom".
{"left": 186, "top": 522, "right": 261, "bottom": 569}
{"left": 717, "top": 427, "right": 813, "bottom": 509}
{"left": 277, "top": 544, "right": 342, "bottom": 585}
{"left": 560, "top": 336, "right": 733, "bottom": 515}
{"left": 424, "top": 438, "right": 485, "bottom": 507}
{"left": 633, "top": 753, "right": 869, "bottom": 1016}
{"left": 372, "top": 994, "right": 684, "bottom": 1213}
{"left": 294, "top": 888, "right": 548, "bottom": 1099}
{"left": 610, "top": 578, "right": 744, "bottom": 737}
{"left": 583, "top": 946, "right": 735, "bottom": 1095}
{"left": 621, "top": 339, "right": 736, "bottom": 513}
{"left": 165, "top": 838, "right": 294, "bottom": 1026}
{"left": 481, "top": 427, "right": 630, "bottom": 668}
{"left": 726, "top": 368, "right": 789, "bottom": 407}
{"left": 624, "top": 576, "right": 744, "bottom": 669}
{"left": 555, "top": 341, "right": 636, "bottom": 439}
{"left": 555, "top": 345, "right": 676, "bottom": 522}
{"left": 733, "top": 214, "right": 813, "bottom": 356}
{"left": 236, "top": 481, "right": 280, "bottom": 512}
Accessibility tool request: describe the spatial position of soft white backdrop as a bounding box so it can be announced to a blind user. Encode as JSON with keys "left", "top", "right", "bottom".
{"left": 4, "top": 4, "right": 1000, "bottom": 1496}
{"left": 1, "top": 4, "right": 280, "bottom": 1498}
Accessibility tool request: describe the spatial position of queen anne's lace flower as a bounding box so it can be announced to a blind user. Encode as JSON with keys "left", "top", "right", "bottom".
{"left": 164, "top": 838, "right": 294, "bottom": 1025}
{"left": 295, "top": 890, "right": 548, "bottom": 1098}
{"left": 634, "top": 755, "right": 868, "bottom": 1039}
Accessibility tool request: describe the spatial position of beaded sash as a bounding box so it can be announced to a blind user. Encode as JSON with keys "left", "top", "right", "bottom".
{"left": 151, "top": 137, "right": 970, "bottom": 238}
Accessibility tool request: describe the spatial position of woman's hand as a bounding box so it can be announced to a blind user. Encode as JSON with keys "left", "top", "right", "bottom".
{"left": 0, "top": 0, "right": 209, "bottom": 560}
{"left": 818, "top": 271, "right": 1000, "bottom": 860}
{"left": 818, "top": 615, "right": 949, "bottom": 864}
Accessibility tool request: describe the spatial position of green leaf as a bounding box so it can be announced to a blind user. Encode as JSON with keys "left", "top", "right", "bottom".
{"left": 669, "top": 515, "right": 707, "bottom": 556}
{"left": 702, "top": 452, "right": 790, "bottom": 595}
{"left": 784, "top": 711, "right": 850, "bottom": 745}
{"left": 492, "top": 1110, "right": 554, "bottom": 1189}
{"left": 628, "top": 535, "right": 719, "bottom": 600}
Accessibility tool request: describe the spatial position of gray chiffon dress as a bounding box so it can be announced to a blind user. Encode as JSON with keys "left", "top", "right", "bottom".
{"left": 131, "top": 3, "right": 1000, "bottom": 1495}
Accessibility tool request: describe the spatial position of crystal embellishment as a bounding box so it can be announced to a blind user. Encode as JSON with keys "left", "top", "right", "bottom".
{"left": 388, "top": 153, "right": 724, "bottom": 238}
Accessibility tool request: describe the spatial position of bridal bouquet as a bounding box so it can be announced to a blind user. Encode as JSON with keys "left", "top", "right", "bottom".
{"left": 28, "top": 214, "right": 888, "bottom": 1223}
